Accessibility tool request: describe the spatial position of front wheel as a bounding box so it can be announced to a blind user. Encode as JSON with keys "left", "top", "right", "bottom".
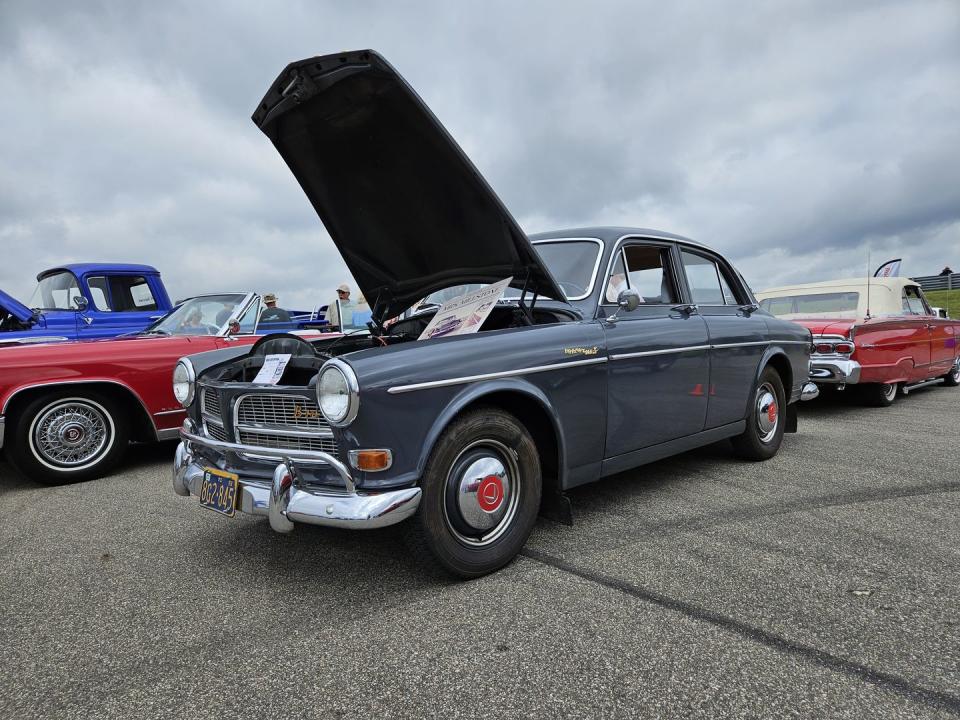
{"left": 731, "top": 367, "right": 786, "bottom": 461}
{"left": 7, "top": 390, "right": 129, "bottom": 484}
{"left": 406, "top": 407, "right": 541, "bottom": 578}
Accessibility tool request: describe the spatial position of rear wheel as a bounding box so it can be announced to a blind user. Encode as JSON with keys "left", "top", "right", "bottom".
{"left": 863, "top": 382, "right": 898, "bottom": 407}
{"left": 731, "top": 367, "right": 786, "bottom": 461}
{"left": 7, "top": 390, "right": 129, "bottom": 484}
{"left": 406, "top": 407, "right": 541, "bottom": 578}
{"left": 942, "top": 360, "right": 960, "bottom": 387}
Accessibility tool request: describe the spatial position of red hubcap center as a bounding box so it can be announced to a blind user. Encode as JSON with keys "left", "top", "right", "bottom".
{"left": 476, "top": 475, "right": 504, "bottom": 512}
{"left": 767, "top": 402, "right": 778, "bottom": 423}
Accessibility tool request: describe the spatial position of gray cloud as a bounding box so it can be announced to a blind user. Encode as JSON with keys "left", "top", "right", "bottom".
{"left": 0, "top": 0, "right": 957, "bottom": 311}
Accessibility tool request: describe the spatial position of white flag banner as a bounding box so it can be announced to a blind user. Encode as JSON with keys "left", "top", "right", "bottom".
{"left": 874, "top": 258, "right": 902, "bottom": 278}
{"left": 417, "top": 277, "right": 513, "bottom": 341}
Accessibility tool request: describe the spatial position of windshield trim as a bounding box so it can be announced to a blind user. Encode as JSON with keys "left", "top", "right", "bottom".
{"left": 526, "top": 237, "right": 604, "bottom": 302}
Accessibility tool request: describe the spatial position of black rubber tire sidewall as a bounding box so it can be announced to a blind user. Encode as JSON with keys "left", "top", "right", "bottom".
{"left": 942, "top": 365, "right": 960, "bottom": 387}
{"left": 862, "top": 382, "right": 897, "bottom": 407}
{"left": 731, "top": 366, "right": 786, "bottom": 461}
{"left": 7, "top": 389, "right": 129, "bottom": 484}
{"left": 406, "top": 407, "right": 541, "bottom": 579}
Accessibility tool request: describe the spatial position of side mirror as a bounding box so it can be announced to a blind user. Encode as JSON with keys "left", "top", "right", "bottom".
{"left": 226, "top": 317, "right": 240, "bottom": 336}
{"left": 73, "top": 296, "right": 88, "bottom": 311}
{"left": 617, "top": 289, "right": 642, "bottom": 312}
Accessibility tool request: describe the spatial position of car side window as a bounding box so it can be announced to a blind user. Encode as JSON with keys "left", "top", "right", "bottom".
{"left": 87, "top": 276, "right": 112, "bottom": 311}
{"left": 604, "top": 245, "right": 678, "bottom": 305}
{"left": 680, "top": 250, "right": 741, "bottom": 305}
{"left": 107, "top": 276, "right": 158, "bottom": 312}
{"left": 902, "top": 286, "right": 930, "bottom": 315}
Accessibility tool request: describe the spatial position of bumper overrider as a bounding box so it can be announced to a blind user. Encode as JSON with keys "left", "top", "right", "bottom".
{"left": 172, "top": 420, "right": 421, "bottom": 532}
{"left": 809, "top": 357, "right": 862, "bottom": 385}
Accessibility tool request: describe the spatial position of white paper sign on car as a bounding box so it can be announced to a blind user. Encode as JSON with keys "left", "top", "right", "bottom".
{"left": 252, "top": 353, "right": 292, "bottom": 384}
{"left": 417, "top": 277, "right": 513, "bottom": 341}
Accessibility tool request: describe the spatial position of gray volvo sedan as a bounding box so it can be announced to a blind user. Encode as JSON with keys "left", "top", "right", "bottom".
{"left": 172, "top": 50, "right": 816, "bottom": 577}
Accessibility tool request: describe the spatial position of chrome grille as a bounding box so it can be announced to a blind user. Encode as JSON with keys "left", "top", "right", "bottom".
{"left": 201, "top": 387, "right": 222, "bottom": 422}
{"left": 237, "top": 430, "right": 338, "bottom": 456}
{"left": 235, "top": 394, "right": 328, "bottom": 432}
{"left": 205, "top": 421, "right": 228, "bottom": 443}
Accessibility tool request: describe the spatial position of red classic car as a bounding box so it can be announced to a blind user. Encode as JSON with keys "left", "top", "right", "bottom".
{"left": 0, "top": 292, "right": 338, "bottom": 484}
{"left": 757, "top": 277, "right": 960, "bottom": 405}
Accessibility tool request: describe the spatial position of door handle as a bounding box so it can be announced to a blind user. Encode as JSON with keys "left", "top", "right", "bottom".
{"left": 671, "top": 304, "right": 698, "bottom": 316}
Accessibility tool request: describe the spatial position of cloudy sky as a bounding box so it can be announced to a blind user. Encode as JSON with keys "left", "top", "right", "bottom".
{"left": 1, "top": 0, "right": 958, "bottom": 310}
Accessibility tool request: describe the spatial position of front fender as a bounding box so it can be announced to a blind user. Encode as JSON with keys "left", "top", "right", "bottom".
{"left": 414, "top": 377, "right": 568, "bottom": 487}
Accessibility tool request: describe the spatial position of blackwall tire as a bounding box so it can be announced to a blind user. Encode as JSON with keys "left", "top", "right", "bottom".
{"left": 731, "top": 367, "right": 786, "bottom": 461}
{"left": 942, "top": 361, "right": 960, "bottom": 387}
{"left": 7, "top": 390, "right": 129, "bottom": 485}
{"left": 405, "top": 407, "right": 541, "bottom": 579}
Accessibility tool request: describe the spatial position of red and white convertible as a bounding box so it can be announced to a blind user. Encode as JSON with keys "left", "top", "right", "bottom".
{"left": 757, "top": 277, "right": 960, "bottom": 406}
{"left": 0, "top": 292, "right": 337, "bottom": 483}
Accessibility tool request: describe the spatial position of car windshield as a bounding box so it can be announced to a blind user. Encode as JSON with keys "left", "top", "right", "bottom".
{"left": 144, "top": 294, "right": 250, "bottom": 336}
{"left": 413, "top": 241, "right": 601, "bottom": 312}
{"left": 28, "top": 272, "right": 83, "bottom": 310}
{"left": 760, "top": 292, "right": 860, "bottom": 319}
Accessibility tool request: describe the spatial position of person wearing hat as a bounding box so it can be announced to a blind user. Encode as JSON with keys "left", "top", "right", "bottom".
{"left": 259, "top": 292, "right": 291, "bottom": 324}
{"left": 326, "top": 283, "right": 353, "bottom": 329}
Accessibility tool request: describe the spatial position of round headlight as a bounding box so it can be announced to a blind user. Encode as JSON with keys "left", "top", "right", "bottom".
{"left": 172, "top": 358, "right": 196, "bottom": 408}
{"left": 316, "top": 359, "right": 359, "bottom": 427}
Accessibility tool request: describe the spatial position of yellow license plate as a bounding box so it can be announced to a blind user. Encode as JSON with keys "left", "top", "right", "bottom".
{"left": 199, "top": 468, "right": 238, "bottom": 517}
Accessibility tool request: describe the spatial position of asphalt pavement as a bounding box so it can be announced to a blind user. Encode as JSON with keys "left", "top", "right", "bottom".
{"left": 1, "top": 386, "right": 958, "bottom": 719}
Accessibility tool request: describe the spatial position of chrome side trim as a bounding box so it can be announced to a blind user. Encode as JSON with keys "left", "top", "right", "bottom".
{"left": 710, "top": 341, "right": 772, "bottom": 349}
{"left": 611, "top": 344, "right": 711, "bottom": 361}
{"left": 0, "top": 415, "right": 5, "bottom": 450}
{"left": 153, "top": 408, "right": 186, "bottom": 416}
{"left": 386, "top": 357, "right": 608, "bottom": 395}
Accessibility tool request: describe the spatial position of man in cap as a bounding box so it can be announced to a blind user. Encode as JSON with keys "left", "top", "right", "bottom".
{"left": 326, "top": 283, "right": 353, "bottom": 329}
{"left": 259, "top": 292, "right": 291, "bottom": 323}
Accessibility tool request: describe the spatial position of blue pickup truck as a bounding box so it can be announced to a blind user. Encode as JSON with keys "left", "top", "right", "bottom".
{"left": 0, "top": 264, "right": 174, "bottom": 344}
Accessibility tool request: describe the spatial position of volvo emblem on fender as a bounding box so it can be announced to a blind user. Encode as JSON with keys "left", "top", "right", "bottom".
{"left": 476, "top": 475, "right": 504, "bottom": 513}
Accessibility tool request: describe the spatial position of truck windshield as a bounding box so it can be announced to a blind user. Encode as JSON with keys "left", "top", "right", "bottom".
{"left": 760, "top": 292, "right": 860, "bottom": 319}
{"left": 28, "top": 272, "right": 83, "bottom": 310}
{"left": 145, "top": 294, "right": 249, "bottom": 336}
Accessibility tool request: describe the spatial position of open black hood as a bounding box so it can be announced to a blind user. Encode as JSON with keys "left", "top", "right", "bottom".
{"left": 253, "top": 50, "right": 566, "bottom": 322}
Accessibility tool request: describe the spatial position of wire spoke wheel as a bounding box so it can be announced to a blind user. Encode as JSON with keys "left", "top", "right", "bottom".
{"left": 29, "top": 398, "right": 113, "bottom": 470}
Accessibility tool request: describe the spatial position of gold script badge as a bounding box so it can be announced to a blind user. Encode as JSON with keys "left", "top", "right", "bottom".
{"left": 293, "top": 405, "right": 320, "bottom": 420}
{"left": 563, "top": 346, "right": 599, "bottom": 357}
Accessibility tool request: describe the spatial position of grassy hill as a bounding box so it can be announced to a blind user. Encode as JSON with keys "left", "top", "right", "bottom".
{"left": 926, "top": 289, "right": 960, "bottom": 318}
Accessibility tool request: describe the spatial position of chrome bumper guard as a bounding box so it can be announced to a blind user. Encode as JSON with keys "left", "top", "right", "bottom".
{"left": 809, "top": 357, "right": 861, "bottom": 384}
{"left": 173, "top": 422, "right": 420, "bottom": 532}
{"left": 800, "top": 382, "right": 820, "bottom": 401}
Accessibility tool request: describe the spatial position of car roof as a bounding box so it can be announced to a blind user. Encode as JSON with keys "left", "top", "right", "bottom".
{"left": 529, "top": 226, "right": 717, "bottom": 253}
{"left": 757, "top": 277, "right": 920, "bottom": 295}
{"left": 38, "top": 264, "right": 161, "bottom": 281}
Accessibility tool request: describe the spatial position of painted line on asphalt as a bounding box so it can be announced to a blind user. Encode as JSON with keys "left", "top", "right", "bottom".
{"left": 521, "top": 548, "right": 960, "bottom": 715}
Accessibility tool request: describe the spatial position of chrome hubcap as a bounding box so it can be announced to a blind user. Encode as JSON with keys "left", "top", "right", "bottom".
{"left": 30, "top": 400, "right": 111, "bottom": 468}
{"left": 444, "top": 439, "right": 520, "bottom": 547}
{"left": 952, "top": 361, "right": 959, "bottom": 381}
{"left": 883, "top": 383, "right": 897, "bottom": 400}
{"left": 755, "top": 383, "right": 779, "bottom": 443}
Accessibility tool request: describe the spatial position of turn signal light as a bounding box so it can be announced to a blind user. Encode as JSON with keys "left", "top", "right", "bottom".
{"left": 834, "top": 342, "right": 854, "bottom": 354}
{"left": 349, "top": 449, "right": 393, "bottom": 472}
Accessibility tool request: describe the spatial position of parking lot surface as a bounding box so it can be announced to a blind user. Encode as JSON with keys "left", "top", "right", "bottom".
{"left": 1, "top": 387, "right": 958, "bottom": 719}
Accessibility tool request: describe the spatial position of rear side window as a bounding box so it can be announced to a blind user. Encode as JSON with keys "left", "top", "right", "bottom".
{"left": 902, "top": 286, "right": 930, "bottom": 316}
{"left": 680, "top": 251, "right": 740, "bottom": 305}
{"left": 107, "top": 276, "right": 158, "bottom": 311}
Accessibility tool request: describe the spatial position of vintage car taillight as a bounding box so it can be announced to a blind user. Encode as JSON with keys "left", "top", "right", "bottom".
{"left": 814, "top": 342, "right": 833, "bottom": 354}
{"left": 834, "top": 342, "right": 854, "bottom": 354}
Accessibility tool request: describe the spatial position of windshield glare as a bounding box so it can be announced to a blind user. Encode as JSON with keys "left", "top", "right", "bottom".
{"left": 28, "top": 272, "right": 83, "bottom": 310}
{"left": 531, "top": 241, "right": 600, "bottom": 299}
{"left": 147, "top": 294, "right": 249, "bottom": 336}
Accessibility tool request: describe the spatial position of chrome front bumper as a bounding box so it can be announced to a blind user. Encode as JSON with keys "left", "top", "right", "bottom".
{"left": 809, "top": 357, "right": 862, "bottom": 384}
{"left": 172, "top": 424, "right": 421, "bottom": 532}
